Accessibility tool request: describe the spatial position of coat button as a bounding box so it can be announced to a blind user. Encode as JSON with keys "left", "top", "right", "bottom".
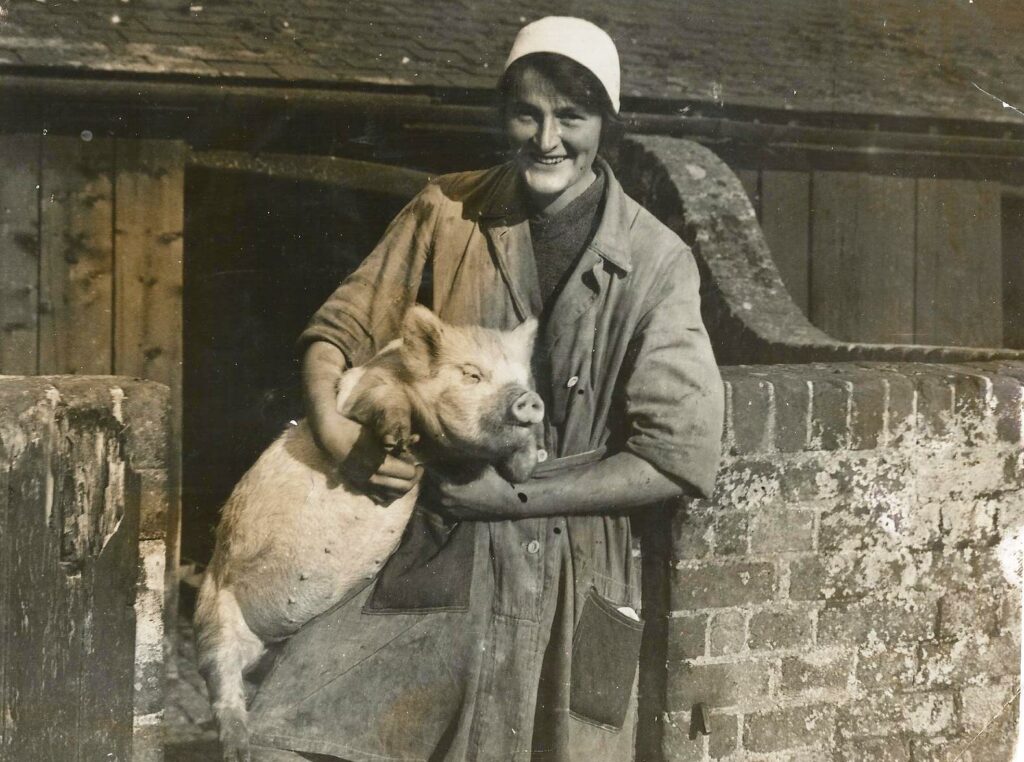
{"left": 526, "top": 540, "right": 541, "bottom": 554}
{"left": 567, "top": 376, "right": 579, "bottom": 388}
{"left": 536, "top": 449, "right": 548, "bottom": 463}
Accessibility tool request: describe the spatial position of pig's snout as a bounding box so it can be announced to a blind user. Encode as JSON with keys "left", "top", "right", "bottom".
{"left": 510, "top": 391, "right": 544, "bottom": 425}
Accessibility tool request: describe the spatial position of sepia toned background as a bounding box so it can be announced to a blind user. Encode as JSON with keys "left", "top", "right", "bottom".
{"left": 2, "top": 1, "right": 1024, "bottom": 759}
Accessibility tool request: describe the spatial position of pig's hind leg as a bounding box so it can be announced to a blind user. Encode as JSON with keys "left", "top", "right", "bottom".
{"left": 195, "top": 574, "right": 268, "bottom": 761}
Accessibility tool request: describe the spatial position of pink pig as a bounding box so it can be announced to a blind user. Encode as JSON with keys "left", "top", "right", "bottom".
{"left": 193, "top": 305, "right": 544, "bottom": 761}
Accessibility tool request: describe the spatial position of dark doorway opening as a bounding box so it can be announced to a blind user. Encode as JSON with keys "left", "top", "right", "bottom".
{"left": 182, "top": 166, "right": 408, "bottom": 562}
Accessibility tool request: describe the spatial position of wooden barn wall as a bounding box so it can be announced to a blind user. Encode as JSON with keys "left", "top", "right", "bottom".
{"left": 736, "top": 168, "right": 1009, "bottom": 348}
{"left": 0, "top": 131, "right": 184, "bottom": 581}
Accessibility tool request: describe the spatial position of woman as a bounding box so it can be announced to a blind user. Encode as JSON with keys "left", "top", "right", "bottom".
{"left": 246, "top": 16, "right": 723, "bottom": 762}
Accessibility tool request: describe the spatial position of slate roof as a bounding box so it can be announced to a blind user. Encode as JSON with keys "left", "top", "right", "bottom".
{"left": 1, "top": 0, "right": 1023, "bottom": 125}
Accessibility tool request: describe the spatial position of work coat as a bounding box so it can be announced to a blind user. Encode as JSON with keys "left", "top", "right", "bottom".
{"left": 248, "top": 158, "right": 724, "bottom": 761}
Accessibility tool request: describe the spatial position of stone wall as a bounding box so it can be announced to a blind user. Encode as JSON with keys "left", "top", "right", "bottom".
{"left": 657, "top": 361, "right": 1024, "bottom": 760}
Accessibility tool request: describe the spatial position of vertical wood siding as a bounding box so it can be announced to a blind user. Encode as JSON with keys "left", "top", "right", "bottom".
{"left": 0, "top": 135, "right": 41, "bottom": 374}
{"left": 1004, "top": 194, "right": 1024, "bottom": 349}
{"left": 736, "top": 167, "right": 1010, "bottom": 348}
{"left": 915, "top": 179, "right": 1003, "bottom": 347}
{"left": 39, "top": 136, "right": 116, "bottom": 374}
{"left": 0, "top": 133, "right": 184, "bottom": 388}
{"left": 761, "top": 170, "right": 811, "bottom": 316}
{"left": 811, "top": 172, "right": 917, "bottom": 344}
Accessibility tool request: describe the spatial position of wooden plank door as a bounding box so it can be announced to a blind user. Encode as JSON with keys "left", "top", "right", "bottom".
{"left": 39, "top": 135, "right": 116, "bottom": 374}
{"left": 810, "top": 172, "right": 916, "bottom": 344}
{"left": 915, "top": 179, "right": 1002, "bottom": 347}
{"left": 0, "top": 135, "right": 41, "bottom": 374}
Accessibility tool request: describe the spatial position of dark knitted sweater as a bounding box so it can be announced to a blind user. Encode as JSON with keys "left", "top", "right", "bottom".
{"left": 528, "top": 169, "right": 606, "bottom": 310}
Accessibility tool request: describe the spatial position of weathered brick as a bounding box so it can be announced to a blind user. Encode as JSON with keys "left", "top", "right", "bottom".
{"left": 838, "top": 736, "right": 911, "bottom": 762}
{"left": 662, "top": 711, "right": 705, "bottom": 762}
{"left": 938, "top": 496, "right": 999, "bottom": 548}
{"left": 916, "top": 374, "right": 955, "bottom": 439}
{"left": 708, "top": 610, "right": 746, "bottom": 656}
{"left": 743, "top": 704, "right": 836, "bottom": 753}
{"left": 666, "top": 660, "right": 772, "bottom": 711}
{"left": 749, "top": 508, "right": 815, "bottom": 554}
{"left": 817, "top": 597, "right": 936, "bottom": 645}
{"left": 838, "top": 691, "right": 956, "bottom": 739}
{"left": 710, "top": 458, "right": 783, "bottom": 512}
{"left": 990, "top": 373, "right": 1023, "bottom": 444}
{"left": 951, "top": 372, "right": 992, "bottom": 441}
{"left": 937, "top": 592, "right": 1002, "bottom": 641}
{"left": 850, "top": 375, "right": 887, "bottom": 450}
{"left": 818, "top": 496, "right": 934, "bottom": 554}
{"left": 119, "top": 380, "right": 170, "bottom": 469}
{"left": 727, "top": 375, "right": 772, "bottom": 454}
{"left": 885, "top": 373, "right": 917, "bottom": 447}
{"left": 747, "top": 608, "right": 813, "bottom": 650}
{"left": 713, "top": 511, "right": 749, "bottom": 556}
{"left": 668, "top": 614, "right": 708, "bottom": 661}
{"left": 707, "top": 712, "right": 739, "bottom": 759}
{"left": 780, "top": 651, "right": 853, "bottom": 694}
{"left": 772, "top": 372, "right": 811, "bottom": 452}
{"left": 960, "top": 682, "right": 1016, "bottom": 733}
{"left": 855, "top": 644, "right": 917, "bottom": 690}
{"left": 810, "top": 377, "right": 853, "bottom": 450}
{"left": 674, "top": 508, "right": 713, "bottom": 560}
{"left": 671, "top": 561, "right": 777, "bottom": 610}
{"left": 917, "top": 635, "right": 1018, "bottom": 687}
{"left": 789, "top": 554, "right": 903, "bottom": 601}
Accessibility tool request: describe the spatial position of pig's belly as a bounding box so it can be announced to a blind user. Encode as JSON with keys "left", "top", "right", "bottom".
{"left": 228, "top": 423, "right": 419, "bottom": 641}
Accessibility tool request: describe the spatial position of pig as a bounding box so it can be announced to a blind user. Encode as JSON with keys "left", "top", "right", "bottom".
{"left": 193, "top": 305, "right": 544, "bottom": 762}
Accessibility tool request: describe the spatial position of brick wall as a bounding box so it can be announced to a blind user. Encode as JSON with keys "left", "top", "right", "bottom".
{"left": 659, "top": 361, "right": 1024, "bottom": 760}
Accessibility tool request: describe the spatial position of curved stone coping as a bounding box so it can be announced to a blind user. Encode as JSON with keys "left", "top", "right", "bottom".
{"left": 611, "top": 135, "right": 1024, "bottom": 366}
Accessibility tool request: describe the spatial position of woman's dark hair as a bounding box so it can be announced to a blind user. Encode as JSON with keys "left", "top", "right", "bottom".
{"left": 497, "top": 52, "right": 625, "bottom": 151}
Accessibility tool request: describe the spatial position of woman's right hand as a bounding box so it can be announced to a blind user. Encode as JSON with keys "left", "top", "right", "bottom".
{"left": 303, "top": 341, "right": 422, "bottom": 502}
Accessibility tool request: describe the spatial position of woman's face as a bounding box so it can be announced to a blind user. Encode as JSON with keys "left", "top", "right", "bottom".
{"left": 505, "top": 67, "right": 603, "bottom": 215}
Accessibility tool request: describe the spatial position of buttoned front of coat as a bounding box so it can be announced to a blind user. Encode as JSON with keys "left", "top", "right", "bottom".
{"left": 248, "top": 159, "right": 723, "bottom": 761}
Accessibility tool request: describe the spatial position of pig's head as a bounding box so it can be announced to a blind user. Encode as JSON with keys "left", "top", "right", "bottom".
{"left": 399, "top": 305, "right": 544, "bottom": 483}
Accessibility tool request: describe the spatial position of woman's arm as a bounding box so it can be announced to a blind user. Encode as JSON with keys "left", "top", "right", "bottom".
{"left": 424, "top": 451, "right": 697, "bottom": 521}
{"left": 303, "top": 342, "right": 421, "bottom": 502}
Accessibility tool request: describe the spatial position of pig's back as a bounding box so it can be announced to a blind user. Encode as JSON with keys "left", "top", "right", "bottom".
{"left": 217, "top": 420, "right": 417, "bottom": 641}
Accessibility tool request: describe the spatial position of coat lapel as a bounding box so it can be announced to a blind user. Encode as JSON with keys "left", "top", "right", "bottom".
{"left": 543, "top": 158, "right": 637, "bottom": 349}
{"left": 477, "top": 166, "right": 542, "bottom": 322}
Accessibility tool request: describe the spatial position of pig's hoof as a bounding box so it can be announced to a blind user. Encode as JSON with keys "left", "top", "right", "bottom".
{"left": 380, "top": 421, "right": 413, "bottom": 453}
{"left": 219, "top": 714, "right": 251, "bottom": 761}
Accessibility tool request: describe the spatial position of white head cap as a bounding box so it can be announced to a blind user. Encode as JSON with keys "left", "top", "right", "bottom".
{"left": 504, "top": 16, "right": 621, "bottom": 113}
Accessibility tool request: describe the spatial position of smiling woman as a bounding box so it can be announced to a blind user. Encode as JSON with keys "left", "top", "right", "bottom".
{"left": 501, "top": 57, "right": 611, "bottom": 215}
{"left": 243, "top": 16, "right": 724, "bottom": 762}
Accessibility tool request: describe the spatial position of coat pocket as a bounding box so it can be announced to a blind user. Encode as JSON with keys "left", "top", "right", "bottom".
{"left": 569, "top": 588, "right": 645, "bottom": 731}
{"left": 363, "top": 508, "right": 475, "bottom": 613}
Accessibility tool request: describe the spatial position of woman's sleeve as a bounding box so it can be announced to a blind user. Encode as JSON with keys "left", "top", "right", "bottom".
{"left": 297, "top": 182, "right": 443, "bottom": 367}
{"left": 621, "top": 245, "right": 725, "bottom": 499}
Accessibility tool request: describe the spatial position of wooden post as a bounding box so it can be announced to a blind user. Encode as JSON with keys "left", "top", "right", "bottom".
{"left": 0, "top": 376, "right": 170, "bottom": 761}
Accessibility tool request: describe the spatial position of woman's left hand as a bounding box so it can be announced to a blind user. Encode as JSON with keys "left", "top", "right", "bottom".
{"left": 421, "top": 466, "right": 521, "bottom": 521}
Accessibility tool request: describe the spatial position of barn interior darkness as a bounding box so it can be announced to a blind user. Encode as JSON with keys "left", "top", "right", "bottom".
{"left": 182, "top": 168, "right": 410, "bottom": 561}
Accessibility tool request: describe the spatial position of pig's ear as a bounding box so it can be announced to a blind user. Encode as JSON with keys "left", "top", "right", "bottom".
{"left": 401, "top": 305, "right": 444, "bottom": 371}
{"left": 510, "top": 317, "right": 539, "bottom": 354}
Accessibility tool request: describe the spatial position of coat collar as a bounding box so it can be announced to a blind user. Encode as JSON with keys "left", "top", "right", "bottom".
{"left": 478, "top": 156, "right": 636, "bottom": 274}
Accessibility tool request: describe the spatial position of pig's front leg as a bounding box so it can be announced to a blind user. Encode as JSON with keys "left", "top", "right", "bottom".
{"left": 342, "top": 372, "right": 416, "bottom": 454}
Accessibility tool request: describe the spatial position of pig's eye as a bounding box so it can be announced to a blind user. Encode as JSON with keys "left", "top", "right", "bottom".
{"left": 461, "top": 365, "right": 483, "bottom": 384}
